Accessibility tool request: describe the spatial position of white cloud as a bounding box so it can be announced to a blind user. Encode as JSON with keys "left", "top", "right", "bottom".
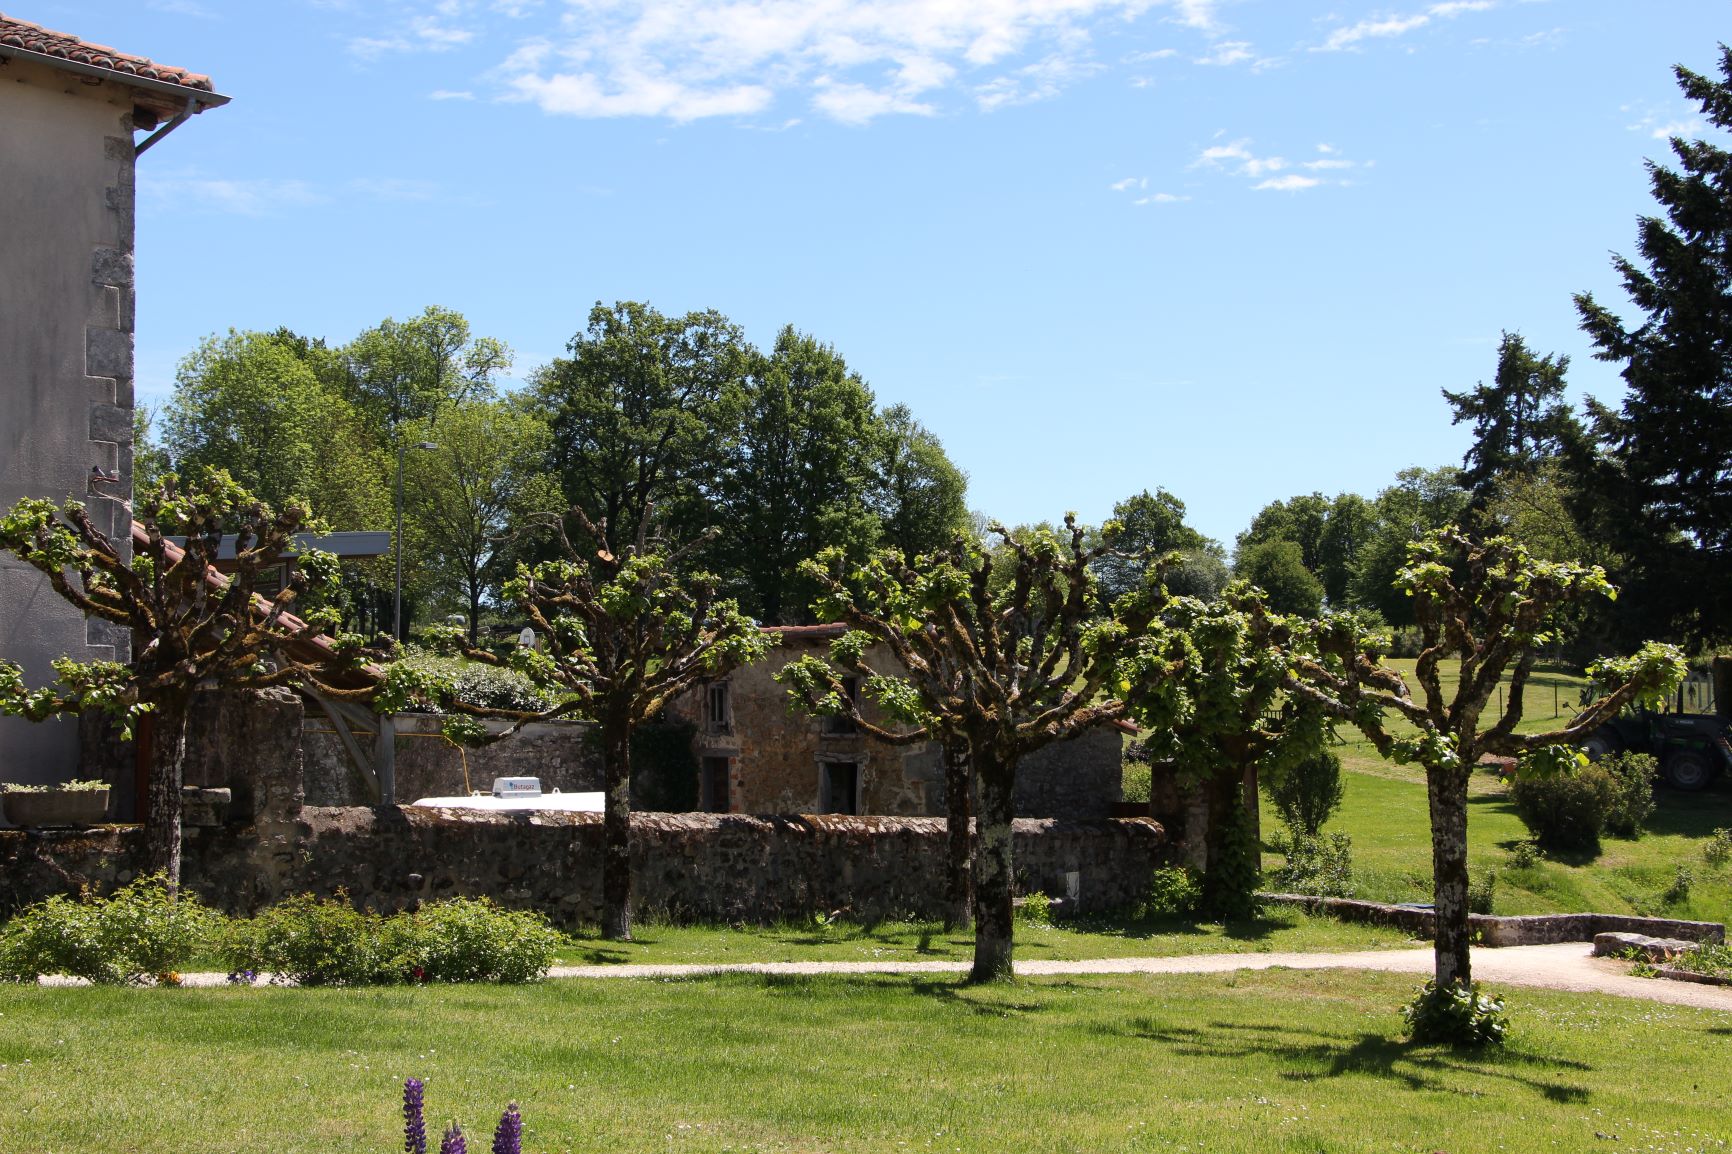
{"left": 1133, "top": 192, "right": 1188, "bottom": 203}
{"left": 1255, "top": 174, "right": 1320, "bottom": 191}
{"left": 1125, "top": 48, "right": 1179, "bottom": 62}
{"left": 1315, "top": 0, "right": 1495, "bottom": 53}
{"left": 1649, "top": 118, "right": 1705, "bottom": 141}
{"left": 1109, "top": 176, "right": 1146, "bottom": 191}
{"left": 485, "top": 1, "right": 1209, "bottom": 124}
{"left": 429, "top": 89, "right": 476, "bottom": 100}
{"left": 1192, "top": 137, "right": 1364, "bottom": 191}
{"left": 1194, "top": 40, "right": 1254, "bottom": 66}
{"left": 139, "top": 175, "right": 328, "bottom": 216}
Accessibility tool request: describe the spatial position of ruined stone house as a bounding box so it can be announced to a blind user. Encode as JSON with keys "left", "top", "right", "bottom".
{"left": 0, "top": 14, "right": 226, "bottom": 786}
{"left": 664, "top": 624, "right": 1126, "bottom": 819}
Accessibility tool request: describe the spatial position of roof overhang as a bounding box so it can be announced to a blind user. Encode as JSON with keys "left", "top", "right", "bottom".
{"left": 0, "top": 41, "right": 228, "bottom": 124}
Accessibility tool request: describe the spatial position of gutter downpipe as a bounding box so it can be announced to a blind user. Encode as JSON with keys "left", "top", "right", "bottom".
{"left": 133, "top": 93, "right": 198, "bottom": 157}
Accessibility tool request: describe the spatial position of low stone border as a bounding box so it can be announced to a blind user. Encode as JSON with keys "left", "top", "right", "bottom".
{"left": 1259, "top": 892, "right": 1725, "bottom": 948}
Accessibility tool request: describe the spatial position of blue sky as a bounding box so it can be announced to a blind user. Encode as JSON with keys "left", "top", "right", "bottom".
{"left": 37, "top": 0, "right": 1727, "bottom": 547}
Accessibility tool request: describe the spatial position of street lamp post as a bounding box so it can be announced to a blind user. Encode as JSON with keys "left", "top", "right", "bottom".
{"left": 393, "top": 439, "right": 440, "bottom": 641}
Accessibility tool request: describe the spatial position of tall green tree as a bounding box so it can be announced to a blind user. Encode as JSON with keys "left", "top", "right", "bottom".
{"left": 1092, "top": 489, "right": 1213, "bottom": 603}
{"left": 533, "top": 301, "right": 749, "bottom": 542}
{"left": 1443, "top": 332, "right": 1578, "bottom": 508}
{"left": 340, "top": 306, "right": 511, "bottom": 435}
{"left": 1288, "top": 531, "right": 1684, "bottom": 1000}
{"left": 1570, "top": 46, "right": 1732, "bottom": 646}
{"left": 1236, "top": 492, "right": 1371, "bottom": 608}
{"left": 779, "top": 517, "right": 1163, "bottom": 981}
{"left": 1234, "top": 539, "right": 1324, "bottom": 617}
{"left": 710, "top": 328, "right": 882, "bottom": 623}
{"left": 163, "top": 331, "right": 387, "bottom": 531}
{"left": 1348, "top": 467, "right": 1471, "bottom": 626}
{"left": 403, "top": 401, "right": 562, "bottom": 643}
{"left": 871, "top": 404, "right": 970, "bottom": 562}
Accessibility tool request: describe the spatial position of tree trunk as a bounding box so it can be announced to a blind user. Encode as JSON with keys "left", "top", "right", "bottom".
{"left": 601, "top": 725, "right": 634, "bottom": 941}
{"left": 142, "top": 690, "right": 191, "bottom": 896}
{"left": 943, "top": 739, "right": 974, "bottom": 931}
{"left": 468, "top": 584, "right": 481, "bottom": 647}
{"left": 1426, "top": 761, "right": 1473, "bottom": 989}
{"left": 1198, "top": 768, "right": 1258, "bottom": 920}
{"left": 969, "top": 746, "right": 1016, "bottom": 983}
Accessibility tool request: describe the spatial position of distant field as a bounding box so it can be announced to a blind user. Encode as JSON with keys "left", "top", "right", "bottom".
{"left": 1267, "top": 657, "right": 1732, "bottom": 927}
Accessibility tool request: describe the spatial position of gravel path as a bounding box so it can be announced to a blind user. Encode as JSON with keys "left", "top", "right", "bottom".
{"left": 542, "top": 942, "right": 1732, "bottom": 1010}
{"left": 59, "top": 942, "right": 1726, "bottom": 1009}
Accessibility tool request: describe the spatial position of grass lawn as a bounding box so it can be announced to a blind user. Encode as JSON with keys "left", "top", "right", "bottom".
{"left": 555, "top": 908, "right": 1416, "bottom": 967}
{"left": 1270, "top": 658, "right": 1732, "bottom": 926}
{"left": 2, "top": 969, "right": 1726, "bottom": 1153}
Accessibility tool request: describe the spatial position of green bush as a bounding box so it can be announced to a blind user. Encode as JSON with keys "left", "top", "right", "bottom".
{"left": 0, "top": 875, "right": 215, "bottom": 984}
{"left": 225, "top": 894, "right": 559, "bottom": 986}
{"left": 1402, "top": 980, "right": 1509, "bottom": 1047}
{"left": 450, "top": 664, "right": 552, "bottom": 713}
{"left": 1468, "top": 868, "right": 1497, "bottom": 915}
{"left": 1661, "top": 865, "right": 1694, "bottom": 907}
{"left": 1263, "top": 749, "right": 1345, "bottom": 838}
{"left": 1143, "top": 866, "right": 1201, "bottom": 918}
{"left": 393, "top": 898, "right": 560, "bottom": 983}
{"left": 1600, "top": 752, "right": 1657, "bottom": 839}
{"left": 1269, "top": 832, "right": 1355, "bottom": 898}
{"left": 1120, "top": 760, "right": 1152, "bottom": 805}
{"left": 1508, "top": 764, "right": 1617, "bottom": 853}
{"left": 1015, "top": 891, "right": 1053, "bottom": 927}
{"left": 225, "top": 893, "right": 396, "bottom": 987}
{"left": 1703, "top": 827, "right": 1732, "bottom": 868}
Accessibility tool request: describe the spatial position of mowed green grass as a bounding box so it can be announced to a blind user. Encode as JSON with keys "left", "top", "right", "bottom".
{"left": 1271, "top": 658, "right": 1732, "bottom": 925}
{"left": 2, "top": 969, "right": 1728, "bottom": 1154}
{"left": 554, "top": 908, "right": 1414, "bottom": 967}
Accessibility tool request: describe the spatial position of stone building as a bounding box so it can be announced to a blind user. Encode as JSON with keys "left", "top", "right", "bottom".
{"left": 665, "top": 624, "right": 1125, "bottom": 819}
{"left": 0, "top": 15, "right": 225, "bottom": 784}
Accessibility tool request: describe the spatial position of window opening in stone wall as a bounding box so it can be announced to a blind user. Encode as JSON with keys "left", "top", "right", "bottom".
{"left": 824, "top": 676, "right": 860, "bottom": 735}
{"left": 700, "top": 756, "right": 731, "bottom": 814}
{"left": 706, "top": 682, "right": 731, "bottom": 736}
{"left": 821, "top": 761, "right": 859, "bottom": 815}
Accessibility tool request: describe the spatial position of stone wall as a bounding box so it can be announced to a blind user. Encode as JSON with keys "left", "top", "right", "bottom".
{"left": 1261, "top": 893, "right": 1726, "bottom": 946}
{"left": 0, "top": 811, "right": 1173, "bottom": 926}
{"left": 301, "top": 714, "right": 600, "bottom": 806}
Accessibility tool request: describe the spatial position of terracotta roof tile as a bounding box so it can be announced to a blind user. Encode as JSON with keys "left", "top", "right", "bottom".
{"left": 0, "top": 13, "right": 214, "bottom": 92}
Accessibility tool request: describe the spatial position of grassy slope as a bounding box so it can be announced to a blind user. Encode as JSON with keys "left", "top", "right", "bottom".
{"left": 1, "top": 972, "right": 1726, "bottom": 1154}
{"left": 1272, "top": 658, "right": 1732, "bottom": 925}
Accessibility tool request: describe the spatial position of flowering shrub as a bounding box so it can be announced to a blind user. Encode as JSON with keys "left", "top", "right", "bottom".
{"left": 225, "top": 893, "right": 397, "bottom": 987}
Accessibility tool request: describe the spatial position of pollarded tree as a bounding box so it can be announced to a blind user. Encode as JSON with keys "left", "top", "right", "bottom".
{"left": 0, "top": 471, "right": 356, "bottom": 892}
{"left": 777, "top": 516, "right": 1169, "bottom": 982}
{"left": 480, "top": 504, "right": 773, "bottom": 941}
{"left": 1126, "top": 584, "right": 1329, "bottom": 919}
{"left": 1285, "top": 530, "right": 1684, "bottom": 995}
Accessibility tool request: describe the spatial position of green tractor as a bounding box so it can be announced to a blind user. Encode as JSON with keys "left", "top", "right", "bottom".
{"left": 1579, "top": 661, "right": 1732, "bottom": 791}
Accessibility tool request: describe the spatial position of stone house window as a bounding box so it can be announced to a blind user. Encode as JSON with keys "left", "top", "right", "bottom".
{"left": 705, "top": 682, "right": 731, "bottom": 736}
{"left": 823, "top": 676, "right": 860, "bottom": 735}
{"left": 820, "top": 761, "right": 859, "bottom": 815}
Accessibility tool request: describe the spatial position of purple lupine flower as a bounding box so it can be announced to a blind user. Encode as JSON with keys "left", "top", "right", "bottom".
{"left": 439, "top": 1122, "right": 466, "bottom": 1154}
{"left": 491, "top": 1103, "right": 521, "bottom": 1154}
{"left": 403, "top": 1077, "right": 427, "bottom": 1154}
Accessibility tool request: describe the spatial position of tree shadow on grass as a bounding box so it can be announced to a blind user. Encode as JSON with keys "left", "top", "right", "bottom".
{"left": 1101, "top": 1016, "right": 1591, "bottom": 1102}
{"left": 900, "top": 975, "right": 1061, "bottom": 1018}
